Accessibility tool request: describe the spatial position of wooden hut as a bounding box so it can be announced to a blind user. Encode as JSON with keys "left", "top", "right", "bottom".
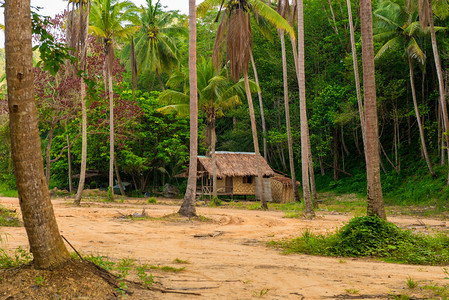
{"left": 270, "top": 176, "right": 300, "bottom": 203}
{"left": 196, "top": 152, "right": 275, "bottom": 199}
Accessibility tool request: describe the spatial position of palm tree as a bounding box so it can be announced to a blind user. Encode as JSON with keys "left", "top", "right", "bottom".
{"left": 159, "top": 58, "right": 251, "bottom": 197}
{"left": 67, "top": 0, "right": 91, "bottom": 205}
{"left": 200, "top": 0, "right": 294, "bottom": 209}
{"left": 373, "top": 0, "right": 436, "bottom": 177}
{"left": 361, "top": 0, "right": 386, "bottom": 219}
{"left": 297, "top": 0, "right": 314, "bottom": 215}
{"left": 5, "top": 0, "right": 70, "bottom": 269}
{"left": 129, "top": 0, "right": 186, "bottom": 91}
{"left": 178, "top": 0, "right": 198, "bottom": 217}
{"left": 89, "top": 0, "right": 138, "bottom": 199}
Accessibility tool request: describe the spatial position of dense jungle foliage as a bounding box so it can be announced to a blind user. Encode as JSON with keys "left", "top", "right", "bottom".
{"left": 0, "top": 0, "right": 449, "bottom": 209}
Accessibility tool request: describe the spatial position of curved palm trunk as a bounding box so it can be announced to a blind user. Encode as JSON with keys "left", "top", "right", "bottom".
{"left": 427, "top": 0, "right": 449, "bottom": 183}
{"left": 298, "top": 0, "right": 314, "bottom": 215}
{"left": 5, "top": 0, "right": 70, "bottom": 269}
{"left": 346, "top": 0, "right": 366, "bottom": 148}
{"left": 280, "top": 32, "right": 299, "bottom": 202}
{"left": 250, "top": 51, "right": 268, "bottom": 160}
{"left": 74, "top": 1, "right": 89, "bottom": 206}
{"left": 244, "top": 69, "right": 267, "bottom": 209}
{"left": 179, "top": 0, "right": 198, "bottom": 217}
{"left": 361, "top": 0, "right": 385, "bottom": 219}
{"left": 408, "top": 56, "right": 435, "bottom": 177}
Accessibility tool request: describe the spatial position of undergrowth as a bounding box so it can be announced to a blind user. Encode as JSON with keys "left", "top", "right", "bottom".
{"left": 270, "top": 216, "right": 449, "bottom": 265}
{"left": 0, "top": 205, "right": 22, "bottom": 227}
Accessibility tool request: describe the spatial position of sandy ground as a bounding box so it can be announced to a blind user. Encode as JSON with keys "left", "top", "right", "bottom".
{"left": 1, "top": 196, "right": 448, "bottom": 299}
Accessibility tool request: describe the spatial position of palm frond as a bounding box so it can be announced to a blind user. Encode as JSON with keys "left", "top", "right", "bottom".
{"left": 374, "top": 36, "right": 402, "bottom": 60}
{"left": 249, "top": 0, "right": 295, "bottom": 40}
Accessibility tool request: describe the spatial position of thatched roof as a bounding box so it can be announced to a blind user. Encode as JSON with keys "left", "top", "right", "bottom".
{"left": 198, "top": 152, "right": 275, "bottom": 178}
{"left": 271, "top": 176, "right": 300, "bottom": 186}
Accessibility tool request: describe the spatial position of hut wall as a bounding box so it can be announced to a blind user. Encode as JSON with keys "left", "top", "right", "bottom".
{"left": 271, "top": 180, "right": 295, "bottom": 203}
{"left": 217, "top": 178, "right": 226, "bottom": 193}
{"left": 233, "top": 176, "right": 255, "bottom": 195}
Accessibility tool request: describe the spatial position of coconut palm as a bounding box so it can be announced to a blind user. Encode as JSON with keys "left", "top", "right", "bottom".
{"left": 199, "top": 0, "right": 294, "bottom": 209}
{"left": 361, "top": 0, "right": 386, "bottom": 219}
{"left": 67, "top": 0, "right": 91, "bottom": 205}
{"left": 178, "top": 0, "right": 198, "bottom": 217}
{"left": 373, "top": 0, "right": 437, "bottom": 177}
{"left": 158, "top": 58, "right": 252, "bottom": 197}
{"left": 128, "top": 0, "right": 186, "bottom": 91}
{"left": 89, "top": 0, "right": 138, "bottom": 199}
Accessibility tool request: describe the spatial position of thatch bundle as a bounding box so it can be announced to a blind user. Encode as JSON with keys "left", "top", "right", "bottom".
{"left": 271, "top": 176, "right": 300, "bottom": 186}
{"left": 198, "top": 152, "right": 274, "bottom": 178}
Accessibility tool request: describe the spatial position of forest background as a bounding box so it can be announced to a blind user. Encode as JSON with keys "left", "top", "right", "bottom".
{"left": 0, "top": 0, "right": 448, "bottom": 211}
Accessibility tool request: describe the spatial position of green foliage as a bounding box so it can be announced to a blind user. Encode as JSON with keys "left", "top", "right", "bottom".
{"left": 210, "top": 196, "right": 222, "bottom": 207}
{"left": 136, "top": 264, "right": 154, "bottom": 287}
{"left": 35, "top": 276, "right": 45, "bottom": 286}
{"left": 147, "top": 197, "right": 157, "bottom": 204}
{"left": 173, "top": 258, "right": 189, "bottom": 264}
{"left": 0, "top": 247, "right": 33, "bottom": 268}
{"left": 271, "top": 216, "right": 449, "bottom": 265}
{"left": 148, "top": 265, "right": 185, "bottom": 272}
{"left": 0, "top": 205, "right": 22, "bottom": 227}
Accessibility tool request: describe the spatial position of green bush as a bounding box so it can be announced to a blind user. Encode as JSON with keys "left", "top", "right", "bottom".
{"left": 271, "top": 216, "right": 449, "bottom": 265}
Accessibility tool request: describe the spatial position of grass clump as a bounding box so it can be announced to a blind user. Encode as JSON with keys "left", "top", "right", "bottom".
{"left": 0, "top": 247, "right": 33, "bottom": 268}
{"left": 147, "top": 197, "right": 157, "bottom": 204}
{"left": 148, "top": 265, "right": 185, "bottom": 272}
{"left": 0, "top": 205, "right": 22, "bottom": 227}
{"left": 270, "top": 216, "right": 449, "bottom": 265}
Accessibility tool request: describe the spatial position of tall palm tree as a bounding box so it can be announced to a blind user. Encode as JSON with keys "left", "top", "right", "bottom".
{"left": 90, "top": 0, "right": 138, "bottom": 199}
{"left": 67, "top": 0, "right": 91, "bottom": 205}
{"left": 297, "top": 0, "right": 314, "bottom": 215}
{"left": 277, "top": 0, "right": 300, "bottom": 202}
{"left": 200, "top": 0, "right": 294, "bottom": 209}
{"left": 373, "top": 0, "right": 436, "bottom": 177}
{"left": 159, "top": 59, "right": 251, "bottom": 197}
{"left": 5, "top": 0, "right": 70, "bottom": 269}
{"left": 129, "top": 0, "right": 186, "bottom": 91}
{"left": 361, "top": 0, "right": 386, "bottom": 219}
{"left": 178, "top": 0, "right": 198, "bottom": 217}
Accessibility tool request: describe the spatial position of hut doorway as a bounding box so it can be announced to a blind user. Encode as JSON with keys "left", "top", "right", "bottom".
{"left": 225, "top": 177, "right": 233, "bottom": 193}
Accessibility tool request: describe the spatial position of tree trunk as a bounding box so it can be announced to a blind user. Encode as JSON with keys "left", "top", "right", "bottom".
{"left": 211, "top": 118, "right": 218, "bottom": 198}
{"left": 427, "top": 0, "right": 449, "bottom": 183}
{"left": 5, "top": 0, "right": 70, "bottom": 269}
{"left": 360, "top": 0, "right": 385, "bottom": 219}
{"left": 408, "top": 56, "right": 435, "bottom": 176}
{"left": 244, "top": 69, "right": 267, "bottom": 209}
{"left": 280, "top": 32, "right": 300, "bottom": 202}
{"left": 179, "top": 0, "right": 198, "bottom": 217}
{"left": 66, "top": 134, "right": 72, "bottom": 193}
{"left": 298, "top": 0, "right": 314, "bottom": 216}
{"left": 108, "top": 46, "right": 114, "bottom": 200}
{"left": 45, "top": 123, "right": 56, "bottom": 185}
{"left": 114, "top": 157, "right": 126, "bottom": 196}
{"left": 156, "top": 67, "right": 165, "bottom": 91}
{"left": 346, "top": 0, "right": 366, "bottom": 148}
{"left": 74, "top": 1, "right": 89, "bottom": 205}
{"left": 307, "top": 136, "right": 318, "bottom": 207}
{"left": 250, "top": 51, "right": 268, "bottom": 160}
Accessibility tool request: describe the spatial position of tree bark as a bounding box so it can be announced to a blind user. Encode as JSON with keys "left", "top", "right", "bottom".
{"left": 66, "top": 134, "right": 72, "bottom": 193}
{"left": 5, "top": 0, "right": 70, "bottom": 269}
{"left": 360, "top": 0, "right": 385, "bottom": 219}
{"left": 114, "top": 157, "right": 126, "bottom": 196}
{"left": 211, "top": 118, "right": 218, "bottom": 198}
{"left": 179, "top": 0, "right": 198, "bottom": 217}
{"left": 74, "top": 1, "right": 89, "bottom": 205}
{"left": 45, "top": 122, "right": 56, "bottom": 185}
{"left": 250, "top": 51, "right": 268, "bottom": 160}
{"left": 244, "top": 69, "right": 267, "bottom": 209}
{"left": 298, "top": 0, "right": 314, "bottom": 216}
{"left": 156, "top": 67, "right": 165, "bottom": 91}
{"left": 108, "top": 46, "right": 115, "bottom": 201}
{"left": 280, "top": 32, "right": 300, "bottom": 202}
{"left": 409, "top": 56, "right": 435, "bottom": 177}
{"left": 427, "top": 0, "right": 449, "bottom": 183}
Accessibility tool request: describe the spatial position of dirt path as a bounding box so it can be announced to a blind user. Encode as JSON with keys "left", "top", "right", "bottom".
{"left": 1, "top": 197, "right": 447, "bottom": 299}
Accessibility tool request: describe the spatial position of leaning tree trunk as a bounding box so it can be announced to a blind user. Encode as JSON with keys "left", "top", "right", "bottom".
{"left": 408, "top": 56, "right": 435, "bottom": 177}
{"left": 5, "top": 0, "right": 70, "bottom": 269}
{"left": 346, "top": 0, "right": 366, "bottom": 148}
{"left": 298, "top": 0, "right": 314, "bottom": 215}
{"left": 114, "top": 157, "right": 126, "bottom": 196}
{"left": 74, "top": 1, "right": 89, "bottom": 206}
{"left": 67, "top": 134, "right": 73, "bottom": 193}
{"left": 427, "top": 0, "right": 449, "bottom": 183}
{"left": 244, "top": 69, "right": 267, "bottom": 209}
{"left": 250, "top": 51, "right": 268, "bottom": 160}
{"left": 45, "top": 122, "right": 56, "bottom": 185}
{"left": 360, "top": 0, "right": 385, "bottom": 219}
{"left": 179, "top": 0, "right": 198, "bottom": 217}
{"left": 280, "top": 31, "right": 300, "bottom": 202}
